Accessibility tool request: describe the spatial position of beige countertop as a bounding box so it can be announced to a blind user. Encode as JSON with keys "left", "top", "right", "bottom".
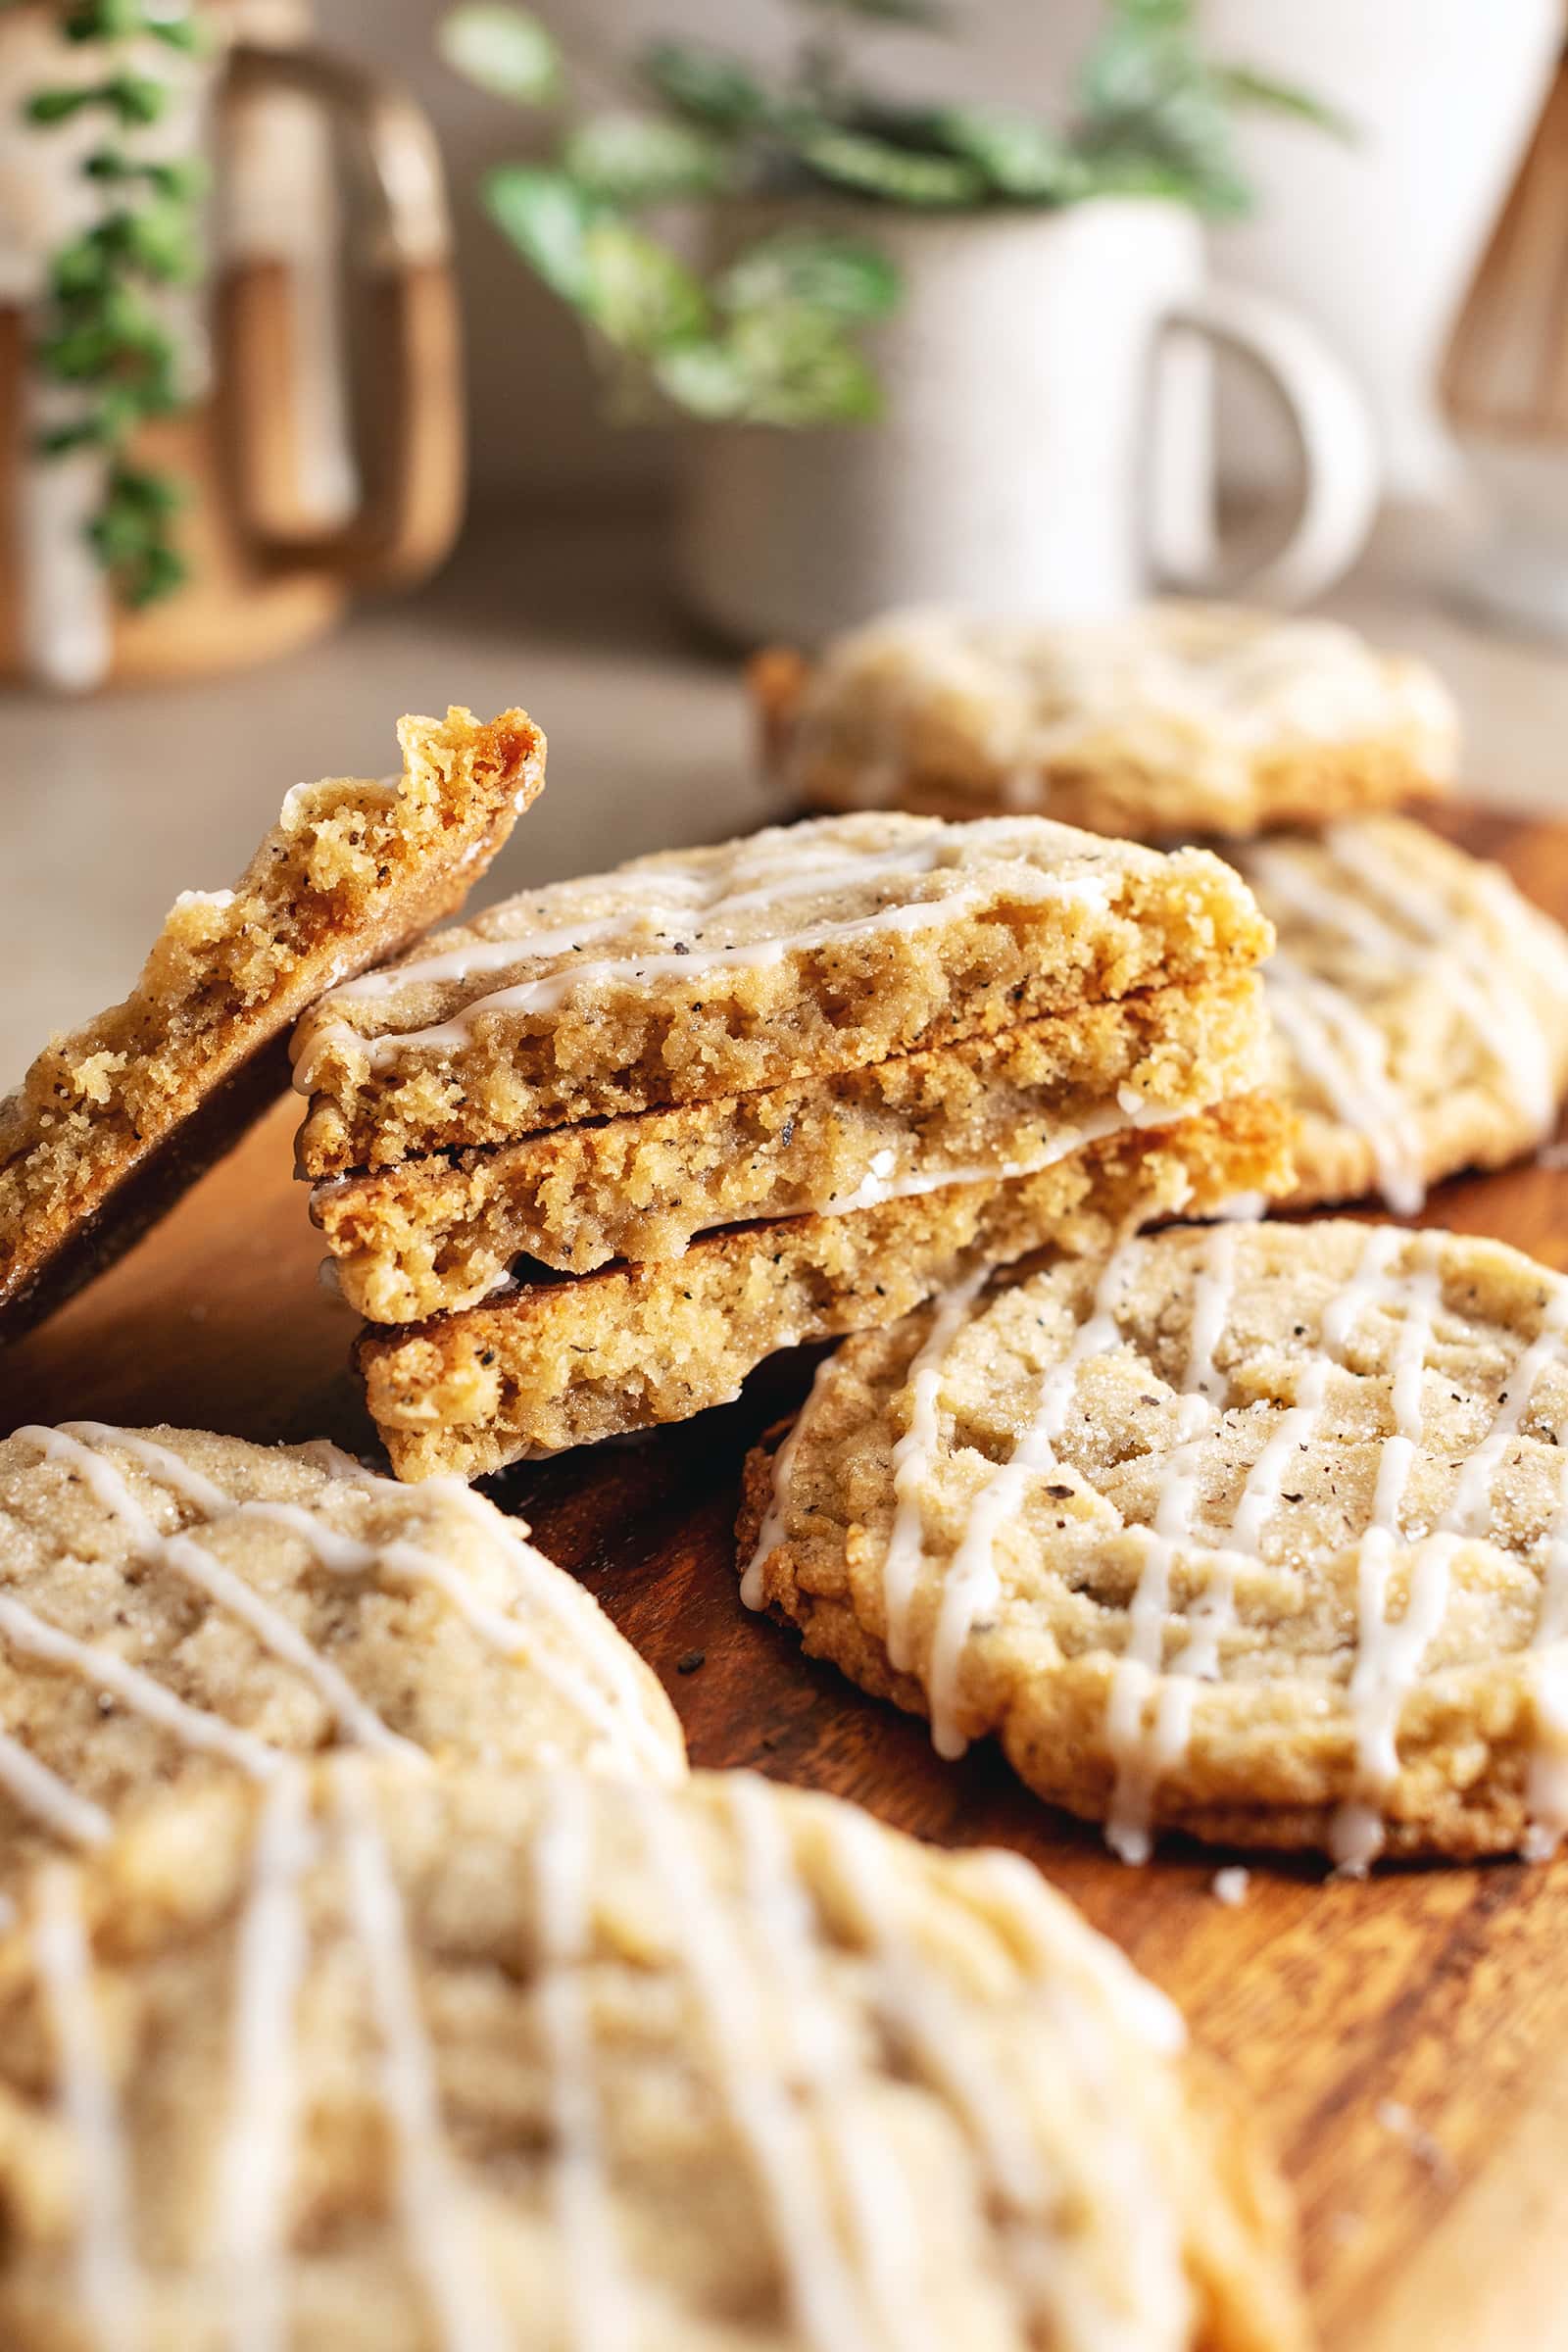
{"left": 2, "top": 503, "right": 1566, "bottom": 1086}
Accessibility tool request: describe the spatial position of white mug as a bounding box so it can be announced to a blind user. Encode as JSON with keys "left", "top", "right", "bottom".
{"left": 677, "top": 196, "right": 1379, "bottom": 646}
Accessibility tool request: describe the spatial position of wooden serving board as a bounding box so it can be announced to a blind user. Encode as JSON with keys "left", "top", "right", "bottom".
{"left": 4, "top": 804, "right": 1568, "bottom": 2350}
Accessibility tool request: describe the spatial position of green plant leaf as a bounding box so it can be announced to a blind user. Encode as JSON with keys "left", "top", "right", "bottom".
{"left": 24, "top": 86, "right": 97, "bottom": 125}
{"left": 1214, "top": 64, "right": 1355, "bottom": 141}
{"left": 483, "top": 165, "right": 593, "bottom": 303}
{"left": 1110, "top": 0, "right": 1193, "bottom": 23}
{"left": 439, "top": 5, "right": 562, "bottom": 105}
{"left": 790, "top": 122, "right": 983, "bottom": 205}
{"left": 796, "top": 0, "right": 950, "bottom": 22}
{"left": 717, "top": 229, "right": 900, "bottom": 320}
{"left": 125, "top": 199, "right": 201, "bottom": 280}
{"left": 50, "top": 231, "right": 114, "bottom": 299}
{"left": 726, "top": 302, "right": 881, "bottom": 425}
{"left": 656, "top": 307, "right": 881, "bottom": 427}
{"left": 105, "top": 72, "right": 166, "bottom": 124}
{"left": 913, "top": 103, "right": 1087, "bottom": 200}
{"left": 563, "top": 112, "right": 729, "bottom": 205}
{"left": 1079, "top": 19, "right": 1194, "bottom": 120}
{"left": 1075, "top": 14, "right": 1257, "bottom": 218}
{"left": 581, "top": 220, "right": 709, "bottom": 353}
{"left": 651, "top": 337, "right": 751, "bottom": 419}
{"left": 1075, "top": 143, "right": 1250, "bottom": 216}
{"left": 63, "top": 0, "right": 141, "bottom": 38}
{"left": 147, "top": 15, "right": 205, "bottom": 54}
{"left": 641, "top": 40, "right": 771, "bottom": 131}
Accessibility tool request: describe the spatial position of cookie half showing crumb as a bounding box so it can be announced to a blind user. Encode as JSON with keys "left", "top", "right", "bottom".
{"left": 359, "top": 1096, "right": 1291, "bottom": 1476}
{"left": 318, "top": 971, "right": 1269, "bottom": 1315}
{"left": 292, "top": 808, "right": 1272, "bottom": 1173}
{"left": 1233, "top": 815, "right": 1568, "bottom": 1213}
{"left": 758, "top": 602, "right": 1457, "bottom": 838}
{"left": 0, "top": 1762, "right": 1308, "bottom": 2352}
{"left": 740, "top": 1220, "right": 1568, "bottom": 1869}
{"left": 0, "top": 707, "right": 545, "bottom": 1339}
{"left": 0, "top": 1420, "right": 681, "bottom": 1913}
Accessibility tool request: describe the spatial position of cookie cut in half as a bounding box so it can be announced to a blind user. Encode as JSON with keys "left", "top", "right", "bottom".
{"left": 1233, "top": 816, "right": 1568, "bottom": 1212}
{"left": 318, "top": 971, "right": 1268, "bottom": 1316}
{"left": 740, "top": 1221, "right": 1568, "bottom": 1868}
{"left": 292, "top": 808, "right": 1272, "bottom": 1173}
{"left": 360, "top": 1096, "right": 1291, "bottom": 1475}
{"left": 755, "top": 602, "right": 1456, "bottom": 839}
{"left": 0, "top": 707, "right": 545, "bottom": 1340}
{"left": 0, "top": 1421, "right": 682, "bottom": 1913}
{"left": 0, "top": 1763, "right": 1307, "bottom": 2352}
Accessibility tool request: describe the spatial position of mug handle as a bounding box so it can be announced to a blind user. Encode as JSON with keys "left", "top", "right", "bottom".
{"left": 1157, "top": 281, "right": 1381, "bottom": 607}
{"left": 218, "top": 41, "right": 465, "bottom": 591}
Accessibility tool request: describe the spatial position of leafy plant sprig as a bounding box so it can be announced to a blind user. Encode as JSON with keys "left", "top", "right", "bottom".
{"left": 441, "top": 0, "right": 1349, "bottom": 430}
{"left": 22, "top": 0, "right": 207, "bottom": 607}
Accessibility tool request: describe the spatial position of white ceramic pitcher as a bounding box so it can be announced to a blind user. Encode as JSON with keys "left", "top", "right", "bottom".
{"left": 676, "top": 196, "right": 1378, "bottom": 647}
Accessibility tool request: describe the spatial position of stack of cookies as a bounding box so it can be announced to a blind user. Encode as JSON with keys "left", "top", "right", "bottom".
{"left": 294, "top": 808, "right": 1292, "bottom": 1479}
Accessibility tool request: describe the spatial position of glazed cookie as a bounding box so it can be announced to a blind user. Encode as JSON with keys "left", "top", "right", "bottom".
{"left": 0, "top": 1762, "right": 1307, "bottom": 2351}
{"left": 0, "top": 708, "right": 545, "bottom": 1340}
{"left": 360, "top": 1096, "right": 1291, "bottom": 1475}
{"left": 755, "top": 602, "right": 1456, "bottom": 838}
{"left": 740, "top": 1221, "right": 1568, "bottom": 1868}
{"left": 1232, "top": 815, "right": 1568, "bottom": 1212}
{"left": 0, "top": 1421, "right": 683, "bottom": 1911}
{"left": 318, "top": 971, "right": 1268, "bottom": 1314}
{"left": 292, "top": 808, "right": 1272, "bottom": 1172}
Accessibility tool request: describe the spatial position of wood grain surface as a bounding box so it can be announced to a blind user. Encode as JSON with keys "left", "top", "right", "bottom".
{"left": 3, "top": 804, "right": 1567, "bottom": 2349}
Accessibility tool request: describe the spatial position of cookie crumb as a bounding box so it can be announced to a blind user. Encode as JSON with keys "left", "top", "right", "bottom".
{"left": 676, "top": 1649, "right": 706, "bottom": 1676}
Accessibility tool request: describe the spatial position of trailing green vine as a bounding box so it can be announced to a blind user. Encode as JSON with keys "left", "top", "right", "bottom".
{"left": 20, "top": 0, "right": 207, "bottom": 608}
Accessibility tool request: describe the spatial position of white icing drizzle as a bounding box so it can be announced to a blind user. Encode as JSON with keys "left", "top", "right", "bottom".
{"left": 209, "top": 1768, "right": 315, "bottom": 2352}
{"left": 22, "top": 1422, "right": 673, "bottom": 1796}
{"left": 291, "top": 824, "right": 1113, "bottom": 1092}
{"left": 1104, "top": 1227, "right": 1237, "bottom": 1864}
{"left": 1440, "top": 1284, "right": 1568, "bottom": 1539}
{"left": 723, "top": 1775, "right": 931, "bottom": 2352}
{"left": 810, "top": 606, "right": 1457, "bottom": 767}
{"left": 36, "top": 1428, "right": 420, "bottom": 1763}
{"left": 0, "top": 1730, "right": 111, "bottom": 1851}
{"left": 332, "top": 1761, "right": 509, "bottom": 2352}
{"left": 812, "top": 1090, "right": 1206, "bottom": 1220}
{"left": 530, "top": 1774, "right": 633, "bottom": 2350}
{"left": 1426, "top": 1280, "right": 1568, "bottom": 1858}
{"left": 1251, "top": 832, "right": 1560, "bottom": 1157}
{"left": 1324, "top": 825, "right": 1558, "bottom": 1134}
{"left": 819, "top": 1804, "right": 1049, "bottom": 2215}
{"left": 739, "top": 1356, "right": 840, "bottom": 1612}
{"left": 309, "top": 1457, "right": 679, "bottom": 1782}
{"left": 627, "top": 1783, "right": 871, "bottom": 2351}
{"left": 0, "top": 1589, "right": 280, "bottom": 1782}
{"left": 345, "top": 900, "right": 976, "bottom": 1077}
{"left": 881, "top": 1268, "right": 994, "bottom": 1672}
{"left": 926, "top": 1243, "right": 1142, "bottom": 1761}
{"left": 1262, "top": 953, "right": 1426, "bottom": 1214}
{"left": 33, "top": 1864, "right": 139, "bottom": 2352}
{"left": 1329, "top": 1241, "right": 1446, "bottom": 1872}
{"left": 965, "top": 1843, "right": 1185, "bottom": 2056}
{"left": 754, "top": 1218, "right": 1568, "bottom": 1867}
{"left": 1526, "top": 1448, "right": 1568, "bottom": 1856}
